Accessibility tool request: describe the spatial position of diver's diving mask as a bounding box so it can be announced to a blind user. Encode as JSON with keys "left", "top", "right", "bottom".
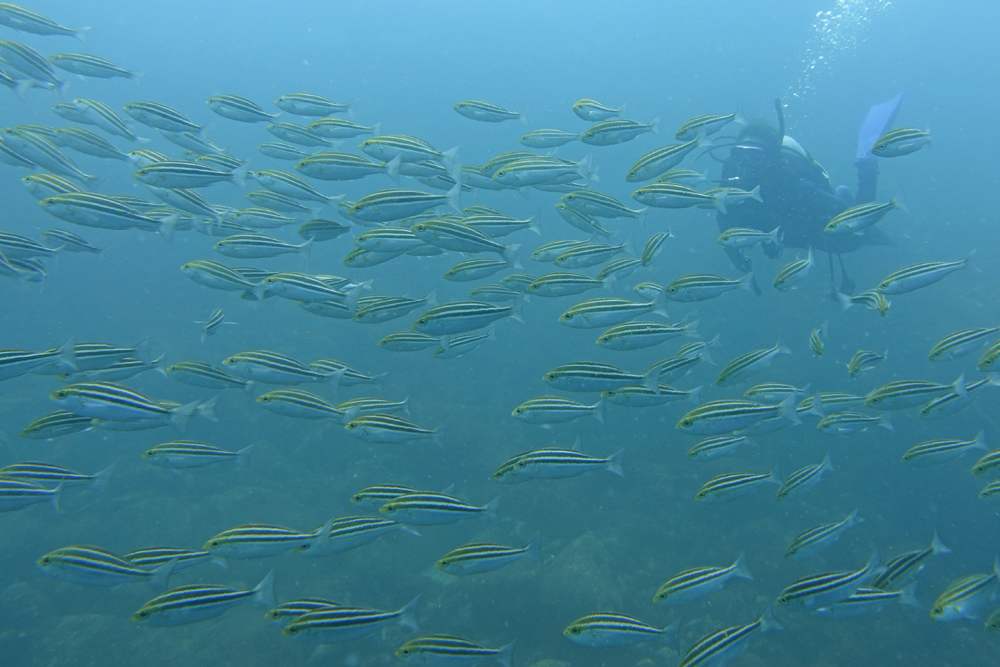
{"left": 730, "top": 144, "right": 766, "bottom": 167}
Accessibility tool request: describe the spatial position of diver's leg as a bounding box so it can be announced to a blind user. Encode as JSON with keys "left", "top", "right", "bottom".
{"left": 838, "top": 254, "right": 856, "bottom": 295}
{"left": 828, "top": 253, "right": 836, "bottom": 288}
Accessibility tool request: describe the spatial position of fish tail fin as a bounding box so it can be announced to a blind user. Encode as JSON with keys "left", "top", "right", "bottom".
{"left": 951, "top": 373, "right": 969, "bottom": 399}
{"left": 253, "top": 570, "right": 276, "bottom": 609}
{"left": 397, "top": 596, "right": 420, "bottom": 632}
{"left": 235, "top": 444, "right": 254, "bottom": 468}
{"left": 659, "top": 619, "right": 679, "bottom": 651}
{"left": 432, "top": 424, "right": 448, "bottom": 449}
{"left": 891, "top": 189, "right": 909, "bottom": 213}
{"left": 739, "top": 271, "right": 758, "bottom": 295}
{"left": 158, "top": 214, "right": 178, "bottom": 243}
{"left": 592, "top": 397, "right": 606, "bottom": 425}
{"left": 385, "top": 154, "right": 401, "bottom": 184}
{"left": 14, "top": 79, "right": 34, "bottom": 100}
{"left": 759, "top": 606, "right": 783, "bottom": 633}
{"left": 518, "top": 108, "right": 528, "bottom": 125}
{"left": 196, "top": 396, "right": 219, "bottom": 422}
{"left": 898, "top": 581, "right": 921, "bottom": 609}
{"left": 604, "top": 449, "right": 625, "bottom": 477}
{"left": 91, "top": 465, "right": 114, "bottom": 493}
{"left": 974, "top": 430, "right": 988, "bottom": 451}
{"left": 713, "top": 188, "right": 728, "bottom": 214}
{"left": 525, "top": 535, "right": 543, "bottom": 563}
{"left": 878, "top": 413, "right": 893, "bottom": 431}
{"left": 56, "top": 337, "right": 78, "bottom": 372}
{"left": 778, "top": 394, "right": 800, "bottom": 425}
{"left": 930, "top": 531, "right": 951, "bottom": 556}
{"left": 148, "top": 556, "right": 177, "bottom": 593}
{"left": 50, "top": 481, "right": 63, "bottom": 515}
{"left": 496, "top": 641, "right": 516, "bottom": 667}
{"left": 648, "top": 116, "right": 660, "bottom": 135}
{"left": 734, "top": 550, "right": 755, "bottom": 580}
{"left": 74, "top": 26, "right": 92, "bottom": 42}
{"left": 169, "top": 400, "right": 200, "bottom": 434}
{"left": 687, "top": 385, "right": 703, "bottom": 405}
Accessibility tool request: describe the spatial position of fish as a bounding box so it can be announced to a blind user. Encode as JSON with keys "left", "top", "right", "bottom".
{"left": 0, "top": 39, "right": 64, "bottom": 89}
{"left": 0, "top": 461, "right": 112, "bottom": 491}
{"left": 1, "top": 127, "right": 96, "bottom": 182}
{"left": 572, "top": 98, "right": 624, "bottom": 121}
{"left": 543, "top": 361, "right": 659, "bottom": 393}
{"left": 206, "top": 94, "right": 279, "bottom": 123}
{"left": 677, "top": 395, "right": 799, "bottom": 435}
{"left": 500, "top": 447, "right": 624, "bottom": 482}
{"left": 436, "top": 537, "right": 542, "bottom": 575}
{"left": 123, "top": 548, "right": 218, "bottom": 574}
{"left": 662, "top": 273, "right": 757, "bottom": 302}
{"left": 655, "top": 169, "right": 708, "bottom": 186}
{"left": 876, "top": 251, "right": 975, "bottom": 294}
{"left": 167, "top": 361, "right": 253, "bottom": 391}
{"left": 596, "top": 257, "right": 643, "bottom": 283}
{"left": 275, "top": 92, "right": 352, "bottom": 116}
{"left": 222, "top": 350, "right": 330, "bottom": 385}
{"left": 816, "top": 410, "right": 892, "bottom": 435}
{"left": 257, "top": 390, "right": 352, "bottom": 422}
{"left": 397, "top": 635, "right": 515, "bottom": 667}
{"left": 296, "top": 151, "right": 399, "bottom": 183}
{"left": 602, "top": 383, "right": 702, "bottom": 408}
{"left": 777, "top": 553, "right": 880, "bottom": 609}
{"left": 23, "top": 174, "right": 84, "bottom": 199}
{"left": 678, "top": 607, "right": 781, "bottom": 667}
{"left": 554, "top": 204, "right": 611, "bottom": 238}
{"left": 511, "top": 396, "right": 605, "bottom": 426}
{"left": 53, "top": 127, "right": 129, "bottom": 161}
{"left": 0, "top": 479, "right": 62, "bottom": 513}
{"left": 675, "top": 110, "right": 745, "bottom": 140}
{"left": 181, "top": 260, "right": 258, "bottom": 292}
{"left": 836, "top": 290, "right": 891, "bottom": 316}
{"left": 53, "top": 98, "right": 137, "bottom": 141}
{"left": 654, "top": 552, "right": 754, "bottom": 605}
{"left": 299, "top": 219, "right": 350, "bottom": 242}
{"left": 411, "top": 219, "right": 517, "bottom": 259}
{"left": 265, "top": 121, "right": 332, "bottom": 147}
{"left": 296, "top": 516, "right": 419, "bottom": 557}
{"left": 520, "top": 128, "right": 580, "bottom": 148}
{"left": 454, "top": 99, "right": 525, "bottom": 123}
{"left": 531, "top": 239, "right": 586, "bottom": 262}
{"left": 846, "top": 349, "right": 888, "bottom": 378}
{"left": 871, "top": 533, "right": 951, "bottom": 591}
{"left": 563, "top": 613, "right": 678, "bottom": 649}
{"left": 214, "top": 233, "right": 312, "bottom": 259}
{"left": 811, "top": 583, "right": 921, "bottom": 619}
{"left": 259, "top": 142, "right": 313, "bottom": 161}
{"left": 344, "top": 415, "right": 444, "bottom": 446}
{"left": 871, "top": 127, "right": 932, "bottom": 157}
{"left": 581, "top": 117, "right": 659, "bottom": 146}
{"left": 380, "top": 492, "right": 497, "bottom": 525}
{"left": 377, "top": 332, "right": 442, "bottom": 352}
{"left": 282, "top": 596, "right": 420, "bottom": 642}
{"left": 132, "top": 571, "right": 275, "bottom": 626}
{"left": 641, "top": 231, "right": 672, "bottom": 266}
{"left": 717, "top": 226, "right": 781, "bottom": 249}
{"left": 928, "top": 327, "right": 1000, "bottom": 361}
{"left": 931, "top": 559, "right": 1000, "bottom": 621}
{"left": 444, "top": 258, "right": 510, "bottom": 282}
{"left": 36, "top": 546, "right": 173, "bottom": 590}
{"left": 632, "top": 182, "right": 726, "bottom": 211}
{"left": 694, "top": 469, "right": 781, "bottom": 503}
{"left": 824, "top": 193, "right": 908, "bottom": 234}
{"left": 865, "top": 375, "right": 966, "bottom": 410}
{"left": 558, "top": 294, "right": 669, "bottom": 329}
{"left": 134, "top": 160, "right": 247, "bottom": 190}
{"left": 596, "top": 319, "right": 700, "bottom": 351}
{"left": 743, "top": 382, "right": 810, "bottom": 403}
{"left": 50, "top": 382, "right": 197, "bottom": 432}
{"left": 716, "top": 343, "right": 791, "bottom": 386}
{"left": 809, "top": 321, "right": 828, "bottom": 357}
{"left": 434, "top": 328, "right": 498, "bottom": 359}
{"left": 307, "top": 117, "right": 379, "bottom": 138}
{"left": 20, "top": 410, "right": 93, "bottom": 440}
{"left": 0, "top": 4, "right": 89, "bottom": 39}
{"left": 412, "top": 301, "right": 521, "bottom": 336}
{"left": 123, "top": 101, "right": 201, "bottom": 132}
{"left": 359, "top": 134, "right": 456, "bottom": 166}
{"left": 347, "top": 187, "right": 461, "bottom": 223}
{"left": 785, "top": 509, "right": 863, "bottom": 559}
{"left": 626, "top": 136, "right": 708, "bottom": 182}
{"left": 204, "top": 523, "right": 330, "bottom": 559}
{"left": 776, "top": 454, "right": 833, "bottom": 501}
{"left": 355, "top": 293, "right": 438, "bottom": 324}
{"left": 901, "top": 431, "right": 988, "bottom": 465}
{"left": 685, "top": 436, "right": 756, "bottom": 462}
{"left": 493, "top": 156, "right": 593, "bottom": 188}
{"left": 773, "top": 248, "right": 815, "bottom": 291}
{"left": 979, "top": 341, "right": 1000, "bottom": 372}
{"left": 142, "top": 441, "right": 253, "bottom": 469}
{"left": 265, "top": 598, "right": 341, "bottom": 626}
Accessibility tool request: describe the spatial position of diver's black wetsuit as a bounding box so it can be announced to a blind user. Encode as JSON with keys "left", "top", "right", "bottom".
{"left": 716, "top": 133, "right": 891, "bottom": 291}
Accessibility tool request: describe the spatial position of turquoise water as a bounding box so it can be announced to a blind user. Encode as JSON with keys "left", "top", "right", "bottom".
{"left": 1, "top": 1, "right": 998, "bottom": 666}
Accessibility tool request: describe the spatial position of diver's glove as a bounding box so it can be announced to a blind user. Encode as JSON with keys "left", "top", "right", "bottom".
{"left": 762, "top": 240, "right": 783, "bottom": 259}
{"left": 725, "top": 247, "right": 753, "bottom": 273}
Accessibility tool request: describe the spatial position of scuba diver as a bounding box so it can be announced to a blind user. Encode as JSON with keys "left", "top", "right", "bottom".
{"left": 714, "top": 94, "right": 903, "bottom": 294}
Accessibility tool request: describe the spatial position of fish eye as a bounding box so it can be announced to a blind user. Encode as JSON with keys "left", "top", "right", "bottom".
{"left": 261, "top": 397, "right": 270, "bottom": 402}
{"left": 682, "top": 420, "right": 691, "bottom": 427}
{"left": 516, "top": 460, "right": 527, "bottom": 468}
{"left": 137, "top": 610, "right": 148, "bottom": 618}
{"left": 400, "top": 649, "right": 411, "bottom": 655}
{"left": 668, "top": 287, "right": 677, "bottom": 294}
{"left": 871, "top": 398, "right": 880, "bottom": 404}
{"left": 514, "top": 408, "right": 522, "bottom": 415}
{"left": 210, "top": 541, "right": 220, "bottom": 548}
{"left": 41, "top": 557, "right": 51, "bottom": 564}
{"left": 569, "top": 627, "right": 580, "bottom": 635}
{"left": 384, "top": 506, "right": 395, "bottom": 513}
{"left": 286, "top": 627, "right": 298, "bottom": 634}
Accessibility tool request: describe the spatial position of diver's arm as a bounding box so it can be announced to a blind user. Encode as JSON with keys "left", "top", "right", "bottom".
{"left": 854, "top": 155, "right": 878, "bottom": 204}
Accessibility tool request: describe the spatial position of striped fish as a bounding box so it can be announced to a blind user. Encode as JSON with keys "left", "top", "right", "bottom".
{"left": 50, "top": 382, "right": 197, "bottom": 432}
{"left": 776, "top": 454, "right": 833, "bottom": 500}
{"left": 865, "top": 375, "right": 965, "bottom": 410}
{"left": 553, "top": 240, "right": 629, "bottom": 269}
{"left": 53, "top": 126, "right": 129, "bottom": 161}
{"left": 443, "top": 258, "right": 509, "bottom": 282}
{"left": 877, "top": 251, "right": 975, "bottom": 294}
{"left": 743, "top": 382, "right": 810, "bottom": 403}
{"left": 871, "top": 533, "right": 951, "bottom": 591}
{"left": 20, "top": 410, "right": 93, "bottom": 440}
{"left": 626, "top": 136, "right": 708, "bottom": 182}
{"left": 259, "top": 142, "right": 313, "bottom": 161}
{"left": 824, "top": 193, "right": 908, "bottom": 234}
{"left": 206, "top": 94, "right": 278, "bottom": 122}
{"left": 572, "top": 98, "right": 623, "bottom": 121}
{"left": 127, "top": 148, "right": 171, "bottom": 167}
{"left": 654, "top": 552, "right": 754, "bottom": 605}
{"left": 686, "top": 435, "right": 756, "bottom": 462}
{"left": 142, "top": 441, "right": 252, "bottom": 469}
{"left": 350, "top": 484, "right": 418, "bottom": 507}
{"left": 695, "top": 469, "right": 781, "bottom": 503}
{"left": 785, "top": 509, "right": 862, "bottom": 559}
{"left": 296, "top": 151, "right": 398, "bottom": 182}
{"left": 0, "top": 5, "right": 88, "bottom": 39}
{"left": 38, "top": 192, "right": 176, "bottom": 238}
{"left": 123, "top": 101, "right": 201, "bottom": 132}
{"left": 266, "top": 121, "right": 331, "bottom": 147}
{"left": 931, "top": 559, "right": 1000, "bottom": 621}
{"left": 214, "top": 233, "right": 312, "bottom": 259}
{"left": 222, "top": 350, "right": 329, "bottom": 385}
{"left": 663, "top": 273, "right": 757, "bottom": 302}
{"left": 355, "top": 293, "right": 438, "bottom": 324}
{"left": 412, "top": 300, "right": 521, "bottom": 336}
{"left": 632, "top": 182, "right": 726, "bottom": 211}
{"left": 777, "top": 553, "right": 880, "bottom": 609}
{"left": 596, "top": 257, "right": 643, "bottom": 283}
{"left": 531, "top": 239, "right": 585, "bottom": 262}
{"left": 359, "top": 134, "right": 456, "bottom": 165}
{"left": 520, "top": 128, "right": 580, "bottom": 148}
{"left": 597, "top": 319, "right": 700, "bottom": 351}
{"left": 846, "top": 349, "right": 888, "bottom": 379}
{"left": 261, "top": 272, "right": 354, "bottom": 303}
{"left": 297, "top": 516, "right": 419, "bottom": 557}
{"left": 929, "top": 327, "right": 1000, "bottom": 362}
{"left": 123, "top": 548, "right": 217, "bottom": 573}
{"left": 559, "top": 191, "right": 644, "bottom": 222}
{"left": 309, "top": 359, "right": 384, "bottom": 387}
{"left": 511, "top": 395, "right": 605, "bottom": 425}
{"left": 563, "top": 613, "right": 678, "bottom": 649}
{"left": 299, "top": 218, "right": 350, "bottom": 241}
{"left": 0, "top": 39, "right": 63, "bottom": 87}
{"left": 134, "top": 160, "right": 247, "bottom": 190}
{"left": 922, "top": 379, "right": 995, "bottom": 423}
{"left": 257, "top": 389, "right": 351, "bottom": 423}
{"left": 461, "top": 213, "right": 538, "bottom": 238}
{"left": 436, "top": 538, "right": 541, "bottom": 575}
{"left": 266, "top": 598, "right": 341, "bottom": 626}
{"left": 204, "top": 522, "right": 331, "bottom": 559}
{"left": 581, "top": 117, "right": 658, "bottom": 146}
{"left": 344, "top": 414, "right": 443, "bottom": 446}
{"left": 0, "top": 461, "right": 111, "bottom": 491}
{"left": 503, "top": 447, "right": 623, "bottom": 482}
{"left": 132, "top": 571, "right": 275, "bottom": 626}
{"left": 641, "top": 231, "right": 672, "bottom": 266}
{"left": 554, "top": 204, "right": 610, "bottom": 237}
{"left": 974, "top": 448, "right": 1000, "bottom": 476}
{"left": 499, "top": 273, "right": 536, "bottom": 292}
{"left": 348, "top": 186, "right": 461, "bottom": 224}
{"left": 901, "top": 431, "right": 987, "bottom": 465}
{"left": 377, "top": 332, "right": 442, "bottom": 352}
{"left": 167, "top": 360, "right": 253, "bottom": 391}
{"left": 773, "top": 248, "right": 815, "bottom": 291}
{"left": 559, "top": 294, "right": 668, "bottom": 329}
{"left": 36, "top": 546, "right": 173, "bottom": 590}
{"left": 525, "top": 272, "right": 606, "bottom": 297}
{"left": 871, "top": 127, "right": 932, "bottom": 157}
{"left": 0, "top": 232, "right": 58, "bottom": 259}
{"left": 979, "top": 341, "right": 1000, "bottom": 372}
{"left": 434, "top": 327, "right": 497, "bottom": 358}
{"left": 679, "top": 608, "right": 781, "bottom": 667}
{"left": 355, "top": 227, "right": 424, "bottom": 253}
{"left": 0, "top": 478, "right": 62, "bottom": 513}
{"left": 380, "top": 492, "right": 497, "bottom": 526}
{"left": 809, "top": 321, "right": 828, "bottom": 357}
{"left": 675, "top": 110, "right": 744, "bottom": 140}
{"left": 0, "top": 127, "right": 95, "bottom": 181}
{"left": 493, "top": 156, "right": 592, "bottom": 188}
{"left": 543, "top": 361, "right": 659, "bottom": 393}
{"left": 655, "top": 168, "right": 708, "bottom": 186}
{"left": 276, "top": 92, "right": 352, "bottom": 116}
{"left": 812, "top": 583, "right": 921, "bottom": 619}
{"left": 195, "top": 308, "right": 228, "bottom": 343}
{"left": 817, "top": 411, "right": 892, "bottom": 435}
{"left": 283, "top": 596, "right": 419, "bottom": 642}
{"left": 677, "top": 396, "right": 799, "bottom": 435}
{"left": 53, "top": 98, "right": 136, "bottom": 140}
{"left": 398, "top": 635, "right": 515, "bottom": 667}
{"left": 717, "top": 226, "right": 781, "bottom": 250}
{"left": 454, "top": 99, "right": 524, "bottom": 123}
{"left": 23, "top": 174, "right": 84, "bottom": 199}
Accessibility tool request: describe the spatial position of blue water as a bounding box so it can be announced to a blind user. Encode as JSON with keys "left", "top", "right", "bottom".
{"left": 1, "top": 1, "right": 998, "bottom": 665}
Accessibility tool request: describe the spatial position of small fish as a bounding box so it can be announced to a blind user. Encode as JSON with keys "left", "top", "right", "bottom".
{"left": 397, "top": 635, "right": 515, "bottom": 667}
{"left": 811, "top": 583, "right": 921, "bottom": 619}
{"left": 563, "top": 613, "right": 678, "bottom": 649}
{"left": 132, "top": 571, "right": 275, "bottom": 626}
{"left": 377, "top": 332, "right": 442, "bottom": 352}
{"left": 265, "top": 599, "right": 341, "bottom": 626}
{"left": 686, "top": 435, "right": 756, "bottom": 462}
{"left": 846, "top": 349, "right": 888, "bottom": 379}
{"left": 877, "top": 251, "right": 975, "bottom": 294}
{"left": 662, "top": 273, "right": 757, "bottom": 302}
{"left": 581, "top": 117, "right": 659, "bottom": 146}
{"left": 0, "top": 461, "right": 111, "bottom": 491}
{"left": 0, "top": 4, "right": 89, "bottom": 39}
{"left": 717, "top": 226, "right": 781, "bottom": 250}
{"left": 167, "top": 361, "right": 253, "bottom": 391}
{"left": 283, "top": 597, "right": 420, "bottom": 642}
{"left": 836, "top": 290, "right": 891, "bottom": 316}
{"left": 308, "top": 117, "right": 379, "bottom": 138}
{"left": 37, "top": 546, "right": 173, "bottom": 590}
{"left": 871, "top": 127, "right": 932, "bottom": 157}
{"left": 222, "top": 350, "right": 329, "bottom": 385}
{"left": 412, "top": 300, "right": 521, "bottom": 336}
{"left": 773, "top": 248, "right": 815, "bottom": 291}
{"left": 979, "top": 341, "right": 1000, "bottom": 372}
{"left": 558, "top": 293, "right": 669, "bottom": 329}
{"left": 500, "top": 447, "right": 624, "bottom": 482}
{"left": 276, "top": 92, "right": 352, "bottom": 116}
{"left": 344, "top": 414, "right": 444, "bottom": 446}
{"left": 123, "top": 548, "right": 218, "bottom": 574}
{"left": 380, "top": 492, "right": 498, "bottom": 526}
{"left": 297, "top": 516, "right": 419, "bottom": 557}
{"left": 257, "top": 390, "right": 352, "bottom": 422}
{"left": 655, "top": 169, "right": 708, "bottom": 186}
{"left": 824, "top": 193, "right": 908, "bottom": 234}
{"left": 654, "top": 552, "right": 754, "bottom": 605}
{"left": 454, "top": 99, "right": 525, "bottom": 123}
{"left": 143, "top": 441, "right": 252, "bottom": 469}
{"left": 436, "top": 537, "right": 542, "bottom": 575}
{"left": 695, "top": 469, "right": 781, "bottom": 503}
{"left": 50, "top": 382, "right": 197, "bottom": 432}
{"left": 785, "top": 509, "right": 863, "bottom": 559}
{"left": 626, "top": 136, "right": 708, "bottom": 182}
{"left": 871, "top": 533, "right": 951, "bottom": 591}
{"left": 434, "top": 327, "right": 497, "bottom": 359}
{"left": 931, "top": 559, "right": 1000, "bottom": 621}
{"left": 596, "top": 319, "right": 700, "bottom": 351}
{"left": 520, "top": 128, "right": 580, "bottom": 148}
{"left": 204, "top": 523, "right": 330, "bottom": 559}
{"left": 571, "top": 98, "right": 624, "bottom": 121}
{"left": 776, "top": 454, "right": 833, "bottom": 501}
{"left": 809, "top": 321, "right": 828, "bottom": 357}
{"left": 20, "top": 410, "right": 93, "bottom": 440}
{"left": 901, "top": 431, "right": 987, "bottom": 466}
{"left": 632, "top": 182, "right": 726, "bottom": 211}
{"left": 641, "top": 231, "right": 672, "bottom": 266}
{"left": 816, "top": 411, "right": 892, "bottom": 435}
{"left": 678, "top": 607, "right": 781, "bottom": 667}
{"left": 928, "top": 327, "right": 1000, "bottom": 362}
{"left": 511, "top": 396, "right": 605, "bottom": 426}
{"left": 602, "top": 384, "right": 702, "bottom": 408}
{"left": 674, "top": 110, "right": 745, "bottom": 141}
{"left": 194, "top": 308, "right": 233, "bottom": 343}
{"left": 777, "top": 553, "right": 880, "bottom": 609}
{"left": 716, "top": 343, "right": 791, "bottom": 387}
{"left": 677, "top": 396, "right": 799, "bottom": 436}
{"left": 0, "top": 479, "right": 62, "bottom": 513}
{"left": 865, "top": 375, "right": 965, "bottom": 410}
{"left": 206, "top": 94, "right": 279, "bottom": 123}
